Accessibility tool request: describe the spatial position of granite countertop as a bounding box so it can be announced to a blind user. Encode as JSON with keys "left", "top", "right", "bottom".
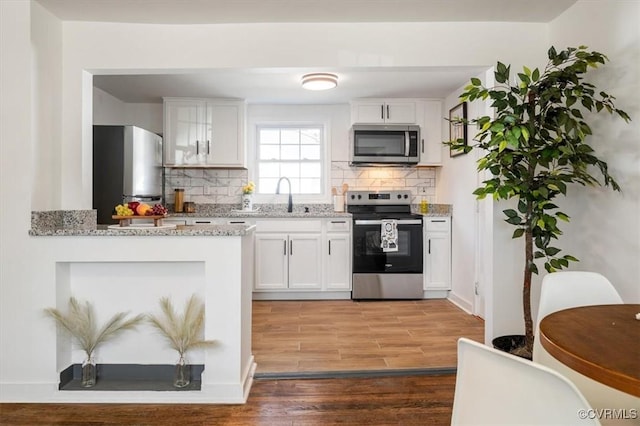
{"left": 29, "top": 223, "right": 255, "bottom": 237}
{"left": 29, "top": 203, "right": 452, "bottom": 236}
{"left": 418, "top": 212, "right": 452, "bottom": 217}
{"left": 168, "top": 203, "right": 451, "bottom": 219}
{"left": 168, "top": 203, "right": 351, "bottom": 219}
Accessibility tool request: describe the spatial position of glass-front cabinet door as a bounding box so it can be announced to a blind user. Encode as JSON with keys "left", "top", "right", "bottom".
{"left": 164, "top": 99, "right": 207, "bottom": 166}
{"left": 163, "top": 98, "right": 245, "bottom": 168}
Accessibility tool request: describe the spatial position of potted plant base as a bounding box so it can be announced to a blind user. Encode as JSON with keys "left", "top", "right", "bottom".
{"left": 492, "top": 335, "right": 531, "bottom": 360}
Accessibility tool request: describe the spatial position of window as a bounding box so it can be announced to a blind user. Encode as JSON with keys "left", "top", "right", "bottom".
{"left": 256, "top": 125, "right": 324, "bottom": 195}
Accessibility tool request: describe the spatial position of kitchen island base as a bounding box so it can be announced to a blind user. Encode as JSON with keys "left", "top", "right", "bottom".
{"left": 5, "top": 229, "right": 255, "bottom": 404}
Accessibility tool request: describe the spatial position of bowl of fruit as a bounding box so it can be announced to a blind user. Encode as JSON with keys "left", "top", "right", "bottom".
{"left": 113, "top": 202, "right": 168, "bottom": 227}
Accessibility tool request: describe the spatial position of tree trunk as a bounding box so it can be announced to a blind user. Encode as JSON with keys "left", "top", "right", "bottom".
{"left": 522, "top": 99, "right": 536, "bottom": 358}
{"left": 523, "top": 225, "right": 534, "bottom": 357}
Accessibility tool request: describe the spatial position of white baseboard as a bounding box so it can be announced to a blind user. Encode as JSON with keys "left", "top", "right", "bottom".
{"left": 252, "top": 291, "right": 352, "bottom": 300}
{"left": 447, "top": 291, "right": 474, "bottom": 314}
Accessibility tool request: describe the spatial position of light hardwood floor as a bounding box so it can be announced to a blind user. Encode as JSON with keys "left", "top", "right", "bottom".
{"left": 253, "top": 299, "right": 484, "bottom": 373}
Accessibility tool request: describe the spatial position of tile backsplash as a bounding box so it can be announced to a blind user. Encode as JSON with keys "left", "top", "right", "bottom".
{"left": 165, "top": 163, "right": 437, "bottom": 205}
{"left": 165, "top": 168, "right": 249, "bottom": 205}
{"left": 331, "top": 162, "right": 436, "bottom": 203}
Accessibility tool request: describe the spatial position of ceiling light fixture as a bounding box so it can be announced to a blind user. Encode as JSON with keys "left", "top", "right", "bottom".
{"left": 301, "top": 73, "right": 338, "bottom": 91}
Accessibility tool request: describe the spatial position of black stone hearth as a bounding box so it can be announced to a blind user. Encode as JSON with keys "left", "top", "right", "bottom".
{"left": 59, "top": 364, "right": 204, "bottom": 391}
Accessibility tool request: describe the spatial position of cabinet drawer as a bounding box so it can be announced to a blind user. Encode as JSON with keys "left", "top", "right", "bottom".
{"left": 163, "top": 218, "right": 187, "bottom": 226}
{"left": 425, "top": 218, "right": 450, "bottom": 232}
{"left": 256, "top": 219, "right": 322, "bottom": 233}
{"left": 326, "top": 219, "right": 350, "bottom": 232}
{"left": 183, "top": 217, "right": 253, "bottom": 226}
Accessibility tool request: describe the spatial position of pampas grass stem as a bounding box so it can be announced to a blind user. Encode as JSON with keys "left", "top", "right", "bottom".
{"left": 147, "top": 295, "right": 215, "bottom": 358}
{"left": 44, "top": 297, "right": 144, "bottom": 359}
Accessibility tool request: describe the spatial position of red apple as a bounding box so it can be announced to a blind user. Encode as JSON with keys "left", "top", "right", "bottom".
{"left": 128, "top": 201, "right": 140, "bottom": 213}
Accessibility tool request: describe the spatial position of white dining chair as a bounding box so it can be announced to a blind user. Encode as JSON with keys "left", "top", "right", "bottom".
{"left": 452, "top": 337, "right": 599, "bottom": 426}
{"left": 533, "top": 271, "right": 623, "bottom": 362}
{"left": 532, "top": 271, "right": 637, "bottom": 419}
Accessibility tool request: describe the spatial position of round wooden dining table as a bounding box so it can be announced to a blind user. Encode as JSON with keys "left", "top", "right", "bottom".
{"left": 539, "top": 304, "right": 640, "bottom": 397}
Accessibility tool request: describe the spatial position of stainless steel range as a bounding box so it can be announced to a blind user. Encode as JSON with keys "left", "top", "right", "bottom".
{"left": 347, "top": 190, "right": 423, "bottom": 300}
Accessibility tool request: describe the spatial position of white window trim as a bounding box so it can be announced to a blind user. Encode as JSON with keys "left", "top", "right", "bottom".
{"left": 249, "top": 120, "right": 332, "bottom": 205}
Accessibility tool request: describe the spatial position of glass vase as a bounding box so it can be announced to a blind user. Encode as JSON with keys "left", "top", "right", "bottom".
{"left": 242, "top": 194, "right": 253, "bottom": 211}
{"left": 81, "top": 355, "right": 96, "bottom": 388}
{"left": 174, "top": 355, "right": 191, "bottom": 388}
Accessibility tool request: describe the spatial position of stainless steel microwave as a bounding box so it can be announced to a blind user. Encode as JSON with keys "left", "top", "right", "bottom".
{"left": 350, "top": 124, "right": 420, "bottom": 165}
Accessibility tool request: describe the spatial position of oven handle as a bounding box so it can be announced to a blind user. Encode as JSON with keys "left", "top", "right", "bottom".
{"left": 354, "top": 219, "right": 422, "bottom": 226}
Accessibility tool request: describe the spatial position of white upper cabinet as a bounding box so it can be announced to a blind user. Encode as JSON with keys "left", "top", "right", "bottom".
{"left": 163, "top": 98, "right": 246, "bottom": 168}
{"left": 416, "top": 100, "right": 444, "bottom": 166}
{"left": 351, "top": 99, "right": 417, "bottom": 124}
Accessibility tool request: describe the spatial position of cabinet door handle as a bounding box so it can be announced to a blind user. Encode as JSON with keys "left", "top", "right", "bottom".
{"left": 428, "top": 239, "right": 431, "bottom": 254}
{"left": 381, "top": 105, "right": 384, "bottom": 120}
{"left": 283, "top": 240, "right": 287, "bottom": 256}
{"left": 431, "top": 219, "right": 446, "bottom": 223}
{"left": 229, "top": 221, "right": 245, "bottom": 224}
{"left": 207, "top": 140, "right": 210, "bottom": 154}
{"left": 329, "top": 240, "right": 332, "bottom": 255}
{"left": 422, "top": 138, "right": 425, "bottom": 154}
{"left": 290, "top": 240, "right": 293, "bottom": 255}
{"left": 196, "top": 140, "right": 199, "bottom": 155}
{"left": 331, "top": 220, "right": 346, "bottom": 224}
{"left": 386, "top": 105, "right": 390, "bottom": 120}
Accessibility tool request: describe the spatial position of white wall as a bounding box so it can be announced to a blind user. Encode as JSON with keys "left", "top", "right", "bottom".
{"left": 93, "top": 87, "right": 125, "bottom": 125}
{"left": 0, "top": 0, "right": 34, "bottom": 386}
{"left": 51, "top": 20, "right": 548, "bottom": 209}
{"left": 544, "top": 0, "right": 640, "bottom": 304}
{"left": 31, "top": 1, "right": 62, "bottom": 210}
{"left": 437, "top": 76, "right": 487, "bottom": 315}
{"left": 93, "top": 87, "right": 163, "bottom": 134}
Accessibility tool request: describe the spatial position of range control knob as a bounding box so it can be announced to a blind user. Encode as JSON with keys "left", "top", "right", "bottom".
{"left": 350, "top": 194, "right": 355, "bottom": 200}
{"left": 397, "top": 194, "right": 402, "bottom": 199}
{"left": 404, "top": 194, "right": 408, "bottom": 199}
{"left": 357, "top": 194, "right": 362, "bottom": 199}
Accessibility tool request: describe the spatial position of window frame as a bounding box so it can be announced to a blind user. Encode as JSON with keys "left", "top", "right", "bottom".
{"left": 250, "top": 121, "right": 331, "bottom": 205}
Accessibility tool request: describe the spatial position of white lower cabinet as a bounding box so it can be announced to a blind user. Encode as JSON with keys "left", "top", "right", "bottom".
{"left": 255, "top": 233, "right": 289, "bottom": 290}
{"left": 254, "top": 218, "right": 351, "bottom": 296}
{"left": 424, "top": 217, "right": 452, "bottom": 291}
{"left": 255, "top": 233, "right": 322, "bottom": 290}
{"left": 287, "top": 234, "right": 322, "bottom": 289}
{"left": 326, "top": 233, "right": 351, "bottom": 290}
{"left": 254, "top": 220, "right": 323, "bottom": 291}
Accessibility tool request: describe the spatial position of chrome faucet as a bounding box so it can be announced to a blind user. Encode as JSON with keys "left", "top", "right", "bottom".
{"left": 276, "top": 177, "right": 293, "bottom": 213}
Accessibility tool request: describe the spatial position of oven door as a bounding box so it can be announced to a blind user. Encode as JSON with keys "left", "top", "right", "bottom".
{"left": 352, "top": 218, "right": 423, "bottom": 273}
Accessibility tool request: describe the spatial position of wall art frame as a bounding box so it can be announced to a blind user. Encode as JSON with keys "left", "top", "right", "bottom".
{"left": 449, "top": 102, "right": 468, "bottom": 157}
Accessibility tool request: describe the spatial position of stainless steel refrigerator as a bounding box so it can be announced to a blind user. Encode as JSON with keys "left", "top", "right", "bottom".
{"left": 92, "top": 125, "right": 163, "bottom": 224}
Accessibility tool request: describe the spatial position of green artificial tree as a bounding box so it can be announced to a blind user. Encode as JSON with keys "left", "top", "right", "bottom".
{"left": 448, "top": 46, "right": 631, "bottom": 358}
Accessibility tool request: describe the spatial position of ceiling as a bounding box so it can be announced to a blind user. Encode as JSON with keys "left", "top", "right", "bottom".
{"left": 36, "top": 0, "right": 577, "bottom": 25}
{"left": 38, "top": 0, "right": 577, "bottom": 105}
{"left": 92, "top": 67, "right": 491, "bottom": 104}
